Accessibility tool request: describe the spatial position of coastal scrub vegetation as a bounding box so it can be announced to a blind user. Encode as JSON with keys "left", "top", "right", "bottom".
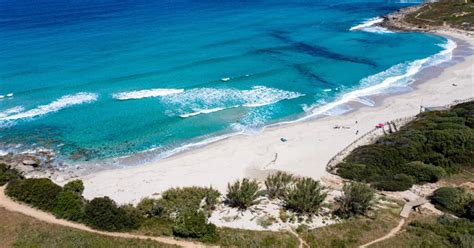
{"left": 405, "top": 0, "right": 474, "bottom": 31}
{"left": 265, "top": 171, "right": 294, "bottom": 200}
{"left": 225, "top": 178, "right": 262, "bottom": 209}
{"left": 283, "top": 177, "right": 327, "bottom": 215}
{"left": 335, "top": 182, "right": 375, "bottom": 218}
{"left": 0, "top": 163, "right": 23, "bottom": 186}
{"left": 336, "top": 101, "right": 474, "bottom": 191}
{"left": 430, "top": 186, "right": 473, "bottom": 219}
{"left": 6, "top": 178, "right": 62, "bottom": 211}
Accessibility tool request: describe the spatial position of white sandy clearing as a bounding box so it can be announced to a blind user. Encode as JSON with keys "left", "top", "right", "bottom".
{"left": 79, "top": 31, "right": 474, "bottom": 205}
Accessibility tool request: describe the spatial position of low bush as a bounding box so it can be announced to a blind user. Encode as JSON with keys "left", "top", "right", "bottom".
{"left": 136, "top": 197, "right": 163, "bottom": 217}
{"left": 283, "top": 178, "right": 326, "bottom": 215}
{"left": 335, "top": 182, "right": 375, "bottom": 218}
{"left": 63, "top": 180, "right": 84, "bottom": 195}
{"left": 225, "top": 178, "right": 261, "bottom": 209}
{"left": 158, "top": 186, "right": 220, "bottom": 218}
{"left": 465, "top": 200, "right": 474, "bottom": 221}
{"left": 6, "top": 178, "right": 62, "bottom": 211}
{"left": 431, "top": 187, "right": 472, "bottom": 217}
{"left": 264, "top": 171, "right": 295, "bottom": 200}
{"left": 172, "top": 209, "right": 219, "bottom": 242}
{"left": 0, "top": 163, "right": 23, "bottom": 186}
{"left": 84, "top": 197, "right": 141, "bottom": 231}
{"left": 402, "top": 161, "right": 446, "bottom": 183}
{"left": 53, "top": 191, "right": 85, "bottom": 221}
{"left": 374, "top": 174, "right": 415, "bottom": 191}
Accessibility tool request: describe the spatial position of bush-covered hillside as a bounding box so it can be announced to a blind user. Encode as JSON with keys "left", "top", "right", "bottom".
{"left": 337, "top": 101, "right": 474, "bottom": 191}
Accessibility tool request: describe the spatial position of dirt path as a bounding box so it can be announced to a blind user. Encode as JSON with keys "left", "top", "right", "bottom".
{"left": 0, "top": 186, "right": 213, "bottom": 248}
{"left": 285, "top": 227, "right": 309, "bottom": 248}
{"left": 359, "top": 218, "right": 405, "bottom": 248}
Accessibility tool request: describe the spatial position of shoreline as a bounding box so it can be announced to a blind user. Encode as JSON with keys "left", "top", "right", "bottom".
{"left": 76, "top": 29, "right": 474, "bottom": 204}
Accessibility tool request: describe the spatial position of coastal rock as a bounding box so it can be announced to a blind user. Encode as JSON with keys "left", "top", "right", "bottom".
{"left": 22, "top": 159, "right": 40, "bottom": 167}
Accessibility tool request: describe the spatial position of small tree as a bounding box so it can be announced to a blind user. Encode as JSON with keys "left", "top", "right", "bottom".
{"left": 53, "top": 191, "right": 85, "bottom": 221}
{"left": 335, "top": 182, "right": 375, "bottom": 218}
{"left": 265, "top": 171, "right": 294, "bottom": 200}
{"left": 283, "top": 178, "right": 327, "bottom": 215}
{"left": 63, "top": 180, "right": 85, "bottom": 195}
{"left": 225, "top": 178, "right": 261, "bottom": 209}
{"left": 172, "top": 209, "right": 219, "bottom": 242}
{"left": 84, "top": 197, "right": 141, "bottom": 231}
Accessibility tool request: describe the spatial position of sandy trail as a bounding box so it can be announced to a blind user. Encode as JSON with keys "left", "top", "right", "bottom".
{"left": 0, "top": 186, "right": 213, "bottom": 248}
{"left": 359, "top": 218, "right": 405, "bottom": 248}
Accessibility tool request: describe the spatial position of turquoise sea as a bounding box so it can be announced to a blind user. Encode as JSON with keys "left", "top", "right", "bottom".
{"left": 0, "top": 0, "right": 455, "bottom": 165}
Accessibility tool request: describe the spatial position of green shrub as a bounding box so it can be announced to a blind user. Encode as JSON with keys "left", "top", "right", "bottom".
{"left": 283, "top": 177, "right": 326, "bottom": 215}
{"left": 158, "top": 186, "right": 220, "bottom": 218}
{"left": 402, "top": 161, "right": 446, "bottom": 183}
{"left": 225, "top": 178, "right": 261, "bottom": 209}
{"left": 172, "top": 209, "right": 219, "bottom": 242}
{"left": 6, "top": 178, "right": 62, "bottom": 211}
{"left": 431, "top": 187, "right": 472, "bottom": 217}
{"left": 374, "top": 174, "right": 415, "bottom": 191}
{"left": 53, "top": 191, "right": 85, "bottom": 221}
{"left": 63, "top": 180, "right": 84, "bottom": 195}
{"left": 84, "top": 197, "right": 141, "bottom": 231}
{"left": 464, "top": 200, "right": 474, "bottom": 221}
{"left": 335, "top": 182, "right": 375, "bottom": 218}
{"left": 0, "top": 164, "right": 23, "bottom": 186}
{"left": 136, "top": 197, "right": 162, "bottom": 217}
{"left": 335, "top": 101, "right": 474, "bottom": 188}
{"left": 264, "top": 171, "right": 295, "bottom": 200}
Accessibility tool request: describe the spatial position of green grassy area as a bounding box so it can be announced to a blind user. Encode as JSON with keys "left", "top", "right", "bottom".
{"left": 371, "top": 215, "right": 474, "bottom": 248}
{"left": 135, "top": 217, "right": 299, "bottom": 247}
{"left": 300, "top": 205, "right": 402, "bottom": 248}
{"left": 405, "top": 0, "right": 474, "bottom": 30}
{"left": 0, "top": 207, "right": 175, "bottom": 248}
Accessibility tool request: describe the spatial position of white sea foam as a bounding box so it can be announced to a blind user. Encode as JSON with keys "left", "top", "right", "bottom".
{"left": 179, "top": 107, "right": 227, "bottom": 118}
{"left": 0, "top": 92, "right": 98, "bottom": 122}
{"left": 350, "top": 17, "right": 393, "bottom": 34}
{"left": 0, "top": 106, "right": 24, "bottom": 118}
{"left": 112, "top": 88, "right": 184, "bottom": 100}
{"left": 300, "top": 39, "right": 456, "bottom": 119}
{"left": 162, "top": 86, "right": 304, "bottom": 117}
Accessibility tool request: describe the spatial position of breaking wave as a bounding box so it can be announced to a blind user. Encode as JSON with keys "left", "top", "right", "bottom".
{"left": 162, "top": 86, "right": 304, "bottom": 118}
{"left": 350, "top": 17, "right": 393, "bottom": 34}
{"left": 112, "top": 88, "right": 184, "bottom": 100}
{"left": 0, "top": 92, "right": 98, "bottom": 123}
{"left": 301, "top": 39, "right": 456, "bottom": 119}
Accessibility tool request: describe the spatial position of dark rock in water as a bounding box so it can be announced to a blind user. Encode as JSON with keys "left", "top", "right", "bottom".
{"left": 22, "top": 159, "right": 40, "bottom": 167}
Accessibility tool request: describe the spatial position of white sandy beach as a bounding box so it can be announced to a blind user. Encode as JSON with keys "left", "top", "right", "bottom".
{"left": 80, "top": 31, "right": 474, "bottom": 205}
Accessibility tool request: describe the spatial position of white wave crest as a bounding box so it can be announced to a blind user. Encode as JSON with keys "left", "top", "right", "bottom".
{"left": 0, "top": 106, "right": 24, "bottom": 118}
{"left": 162, "top": 86, "right": 303, "bottom": 117}
{"left": 0, "top": 92, "right": 98, "bottom": 122}
{"left": 180, "top": 107, "right": 228, "bottom": 118}
{"left": 302, "top": 39, "right": 456, "bottom": 119}
{"left": 350, "top": 17, "right": 393, "bottom": 34}
{"left": 112, "top": 88, "right": 184, "bottom": 100}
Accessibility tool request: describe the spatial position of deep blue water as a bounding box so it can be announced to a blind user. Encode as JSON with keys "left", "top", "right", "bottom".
{"left": 0, "top": 0, "right": 451, "bottom": 164}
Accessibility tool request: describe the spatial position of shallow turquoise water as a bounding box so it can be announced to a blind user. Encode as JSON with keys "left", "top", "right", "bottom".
{"left": 0, "top": 0, "right": 450, "bottom": 163}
